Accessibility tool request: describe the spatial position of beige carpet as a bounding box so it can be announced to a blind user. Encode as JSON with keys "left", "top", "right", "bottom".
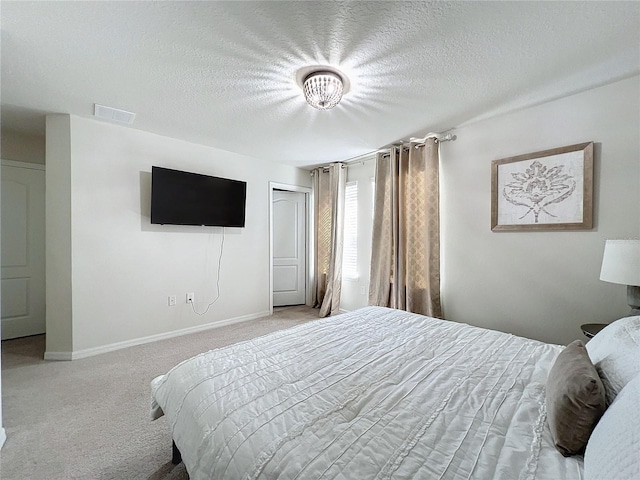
{"left": 0, "top": 306, "right": 319, "bottom": 480}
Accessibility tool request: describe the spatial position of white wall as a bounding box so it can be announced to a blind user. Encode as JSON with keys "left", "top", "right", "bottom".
{"left": 340, "top": 159, "right": 376, "bottom": 312}
{"left": 441, "top": 75, "right": 640, "bottom": 345}
{"left": 46, "top": 114, "right": 311, "bottom": 357}
{"left": 1, "top": 128, "right": 45, "bottom": 164}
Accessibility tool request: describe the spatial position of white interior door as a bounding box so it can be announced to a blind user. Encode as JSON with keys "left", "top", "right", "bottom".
{"left": 1, "top": 161, "right": 46, "bottom": 340}
{"left": 273, "top": 191, "right": 306, "bottom": 306}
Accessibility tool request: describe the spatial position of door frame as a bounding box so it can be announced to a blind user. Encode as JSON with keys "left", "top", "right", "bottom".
{"left": 269, "top": 182, "right": 313, "bottom": 314}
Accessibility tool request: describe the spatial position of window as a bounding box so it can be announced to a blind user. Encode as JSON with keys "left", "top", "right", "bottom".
{"left": 371, "top": 176, "right": 375, "bottom": 219}
{"left": 342, "top": 181, "right": 358, "bottom": 279}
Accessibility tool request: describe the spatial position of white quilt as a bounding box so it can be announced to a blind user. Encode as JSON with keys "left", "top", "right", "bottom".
{"left": 151, "top": 306, "right": 584, "bottom": 480}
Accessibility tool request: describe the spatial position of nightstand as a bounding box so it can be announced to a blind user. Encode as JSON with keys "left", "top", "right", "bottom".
{"left": 581, "top": 323, "right": 607, "bottom": 339}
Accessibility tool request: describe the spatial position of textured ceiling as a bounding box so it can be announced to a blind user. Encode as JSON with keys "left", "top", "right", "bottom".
{"left": 1, "top": 1, "right": 639, "bottom": 168}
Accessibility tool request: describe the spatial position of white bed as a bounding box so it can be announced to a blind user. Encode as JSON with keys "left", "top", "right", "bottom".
{"left": 151, "top": 306, "right": 585, "bottom": 480}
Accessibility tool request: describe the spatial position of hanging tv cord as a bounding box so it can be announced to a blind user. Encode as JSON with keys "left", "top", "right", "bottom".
{"left": 190, "top": 227, "right": 225, "bottom": 316}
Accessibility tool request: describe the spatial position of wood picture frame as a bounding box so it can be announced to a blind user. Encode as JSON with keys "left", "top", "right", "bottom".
{"left": 491, "top": 142, "right": 594, "bottom": 231}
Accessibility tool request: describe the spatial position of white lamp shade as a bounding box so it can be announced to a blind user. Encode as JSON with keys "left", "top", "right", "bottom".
{"left": 600, "top": 239, "right": 640, "bottom": 286}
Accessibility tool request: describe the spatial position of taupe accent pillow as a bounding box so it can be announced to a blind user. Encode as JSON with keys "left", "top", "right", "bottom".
{"left": 546, "top": 339, "right": 606, "bottom": 456}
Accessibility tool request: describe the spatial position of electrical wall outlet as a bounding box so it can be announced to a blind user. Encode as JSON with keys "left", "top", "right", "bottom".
{"left": 168, "top": 295, "right": 177, "bottom": 306}
{"left": 186, "top": 292, "right": 195, "bottom": 304}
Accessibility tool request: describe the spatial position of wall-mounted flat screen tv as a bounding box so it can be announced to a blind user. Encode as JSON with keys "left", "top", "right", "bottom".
{"left": 151, "top": 166, "right": 246, "bottom": 227}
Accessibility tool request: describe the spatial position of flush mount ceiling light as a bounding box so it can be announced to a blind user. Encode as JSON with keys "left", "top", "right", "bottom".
{"left": 296, "top": 66, "right": 350, "bottom": 111}
{"left": 303, "top": 71, "right": 344, "bottom": 110}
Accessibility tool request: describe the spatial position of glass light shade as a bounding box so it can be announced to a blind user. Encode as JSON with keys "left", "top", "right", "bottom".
{"left": 303, "top": 71, "right": 344, "bottom": 110}
{"left": 600, "top": 239, "right": 640, "bottom": 285}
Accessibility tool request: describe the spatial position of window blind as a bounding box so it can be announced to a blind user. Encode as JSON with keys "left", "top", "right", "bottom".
{"left": 342, "top": 181, "right": 358, "bottom": 279}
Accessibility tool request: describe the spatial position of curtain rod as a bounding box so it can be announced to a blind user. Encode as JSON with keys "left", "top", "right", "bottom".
{"left": 344, "top": 151, "right": 380, "bottom": 166}
{"left": 309, "top": 163, "right": 347, "bottom": 175}
{"left": 377, "top": 131, "right": 457, "bottom": 158}
{"left": 310, "top": 131, "right": 457, "bottom": 171}
{"left": 364, "top": 131, "right": 457, "bottom": 158}
{"left": 344, "top": 131, "right": 457, "bottom": 165}
{"left": 412, "top": 132, "right": 456, "bottom": 148}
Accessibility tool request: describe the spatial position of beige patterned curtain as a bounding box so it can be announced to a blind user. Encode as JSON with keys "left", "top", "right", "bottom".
{"left": 368, "top": 138, "right": 442, "bottom": 317}
{"left": 312, "top": 163, "right": 346, "bottom": 317}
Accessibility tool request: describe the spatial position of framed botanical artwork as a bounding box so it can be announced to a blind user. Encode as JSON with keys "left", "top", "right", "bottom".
{"left": 491, "top": 142, "right": 594, "bottom": 231}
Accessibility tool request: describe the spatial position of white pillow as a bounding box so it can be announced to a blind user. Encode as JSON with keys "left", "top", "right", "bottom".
{"left": 584, "top": 374, "right": 640, "bottom": 480}
{"left": 585, "top": 315, "right": 640, "bottom": 405}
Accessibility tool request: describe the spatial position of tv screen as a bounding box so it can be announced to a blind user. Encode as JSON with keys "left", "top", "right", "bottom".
{"left": 150, "top": 166, "right": 246, "bottom": 227}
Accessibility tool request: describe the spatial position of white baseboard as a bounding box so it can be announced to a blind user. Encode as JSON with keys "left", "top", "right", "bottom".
{"left": 44, "top": 310, "right": 270, "bottom": 361}
{"left": 43, "top": 351, "right": 73, "bottom": 361}
{"left": 0, "top": 427, "right": 6, "bottom": 449}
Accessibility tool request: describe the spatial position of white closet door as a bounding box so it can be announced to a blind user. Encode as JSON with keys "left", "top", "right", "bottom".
{"left": 1, "top": 162, "right": 46, "bottom": 339}
{"left": 272, "top": 191, "right": 306, "bottom": 306}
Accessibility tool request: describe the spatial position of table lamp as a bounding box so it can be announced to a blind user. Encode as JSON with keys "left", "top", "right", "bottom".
{"left": 600, "top": 239, "right": 640, "bottom": 316}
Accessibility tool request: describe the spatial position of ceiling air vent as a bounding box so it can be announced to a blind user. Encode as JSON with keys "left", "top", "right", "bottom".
{"left": 94, "top": 104, "right": 136, "bottom": 125}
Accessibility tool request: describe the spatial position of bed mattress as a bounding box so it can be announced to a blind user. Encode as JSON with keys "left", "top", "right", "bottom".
{"left": 151, "top": 306, "right": 584, "bottom": 479}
